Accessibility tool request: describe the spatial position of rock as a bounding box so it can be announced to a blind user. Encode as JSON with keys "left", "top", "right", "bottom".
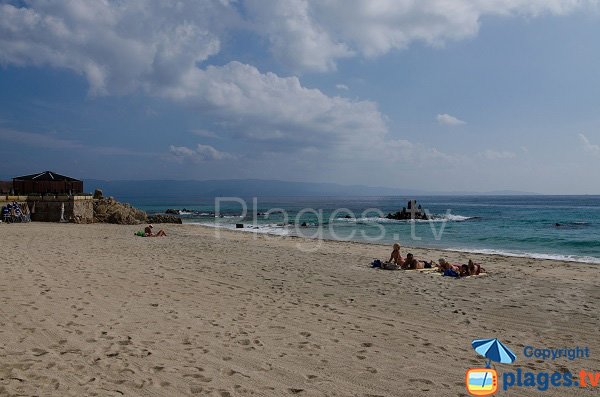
{"left": 165, "top": 209, "right": 179, "bottom": 215}
{"left": 93, "top": 189, "right": 104, "bottom": 200}
{"left": 386, "top": 200, "right": 430, "bottom": 221}
{"left": 236, "top": 223, "right": 244, "bottom": 228}
{"left": 147, "top": 214, "right": 183, "bottom": 224}
{"left": 93, "top": 198, "right": 148, "bottom": 225}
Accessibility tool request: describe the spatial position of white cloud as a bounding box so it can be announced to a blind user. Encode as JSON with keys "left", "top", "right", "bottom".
{"left": 0, "top": 0, "right": 586, "bottom": 171}
{"left": 0, "top": 1, "right": 235, "bottom": 94}
{"left": 169, "top": 144, "right": 234, "bottom": 162}
{"left": 436, "top": 113, "right": 466, "bottom": 126}
{"left": 244, "top": 0, "right": 353, "bottom": 72}
{"left": 335, "top": 84, "right": 349, "bottom": 91}
{"left": 244, "top": 0, "right": 594, "bottom": 72}
{"left": 479, "top": 149, "right": 517, "bottom": 160}
{"left": 2, "top": 0, "right": 591, "bottom": 88}
{"left": 578, "top": 133, "right": 600, "bottom": 155}
{"left": 164, "top": 61, "right": 389, "bottom": 156}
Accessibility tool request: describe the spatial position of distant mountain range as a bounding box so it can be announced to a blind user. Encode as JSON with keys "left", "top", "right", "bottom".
{"left": 84, "top": 179, "right": 538, "bottom": 202}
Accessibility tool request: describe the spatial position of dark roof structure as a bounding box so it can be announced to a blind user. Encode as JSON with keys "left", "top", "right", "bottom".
{"left": 13, "top": 171, "right": 81, "bottom": 182}
{"left": 12, "top": 171, "right": 84, "bottom": 194}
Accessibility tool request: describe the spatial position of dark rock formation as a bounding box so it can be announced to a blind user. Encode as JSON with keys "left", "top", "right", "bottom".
{"left": 93, "top": 197, "right": 147, "bottom": 225}
{"left": 93, "top": 188, "right": 103, "bottom": 200}
{"left": 386, "top": 200, "right": 430, "bottom": 220}
{"left": 148, "top": 214, "right": 183, "bottom": 224}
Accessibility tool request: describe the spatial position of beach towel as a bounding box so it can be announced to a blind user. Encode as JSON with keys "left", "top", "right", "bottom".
{"left": 382, "top": 262, "right": 399, "bottom": 270}
{"left": 443, "top": 269, "right": 460, "bottom": 278}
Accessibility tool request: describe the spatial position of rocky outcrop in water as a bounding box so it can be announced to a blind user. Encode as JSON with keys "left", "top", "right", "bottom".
{"left": 148, "top": 214, "right": 183, "bottom": 224}
{"left": 386, "top": 199, "right": 430, "bottom": 220}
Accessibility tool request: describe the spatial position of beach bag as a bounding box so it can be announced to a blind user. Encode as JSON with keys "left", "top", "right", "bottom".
{"left": 371, "top": 259, "right": 382, "bottom": 268}
{"left": 135, "top": 231, "right": 145, "bottom": 237}
{"left": 443, "top": 269, "right": 460, "bottom": 278}
{"left": 382, "top": 262, "right": 399, "bottom": 270}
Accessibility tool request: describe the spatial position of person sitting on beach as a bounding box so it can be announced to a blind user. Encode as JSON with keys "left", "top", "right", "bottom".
{"left": 144, "top": 224, "right": 166, "bottom": 237}
{"left": 388, "top": 243, "right": 404, "bottom": 266}
{"left": 402, "top": 253, "right": 425, "bottom": 270}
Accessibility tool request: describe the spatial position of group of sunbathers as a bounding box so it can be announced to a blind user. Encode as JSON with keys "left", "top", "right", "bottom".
{"left": 377, "top": 243, "right": 486, "bottom": 276}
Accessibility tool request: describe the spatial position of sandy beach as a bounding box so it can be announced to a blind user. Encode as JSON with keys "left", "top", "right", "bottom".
{"left": 1, "top": 222, "right": 599, "bottom": 396}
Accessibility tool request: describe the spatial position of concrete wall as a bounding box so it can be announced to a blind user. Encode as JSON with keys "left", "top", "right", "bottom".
{"left": 1, "top": 195, "right": 94, "bottom": 223}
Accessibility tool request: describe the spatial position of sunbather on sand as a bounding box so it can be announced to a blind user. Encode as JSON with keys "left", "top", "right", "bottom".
{"left": 467, "top": 259, "right": 486, "bottom": 275}
{"left": 402, "top": 253, "right": 425, "bottom": 270}
{"left": 144, "top": 224, "right": 166, "bottom": 237}
{"left": 437, "top": 258, "right": 462, "bottom": 273}
{"left": 388, "top": 243, "right": 404, "bottom": 266}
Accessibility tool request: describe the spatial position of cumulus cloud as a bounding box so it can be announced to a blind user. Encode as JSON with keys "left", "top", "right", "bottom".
{"left": 579, "top": 133, "right": 600, "bottom": 155}
{"left": 0, "top": 0, "right": 588, "bottom": 168}
{"left": 437, "top": 113, "right": 466, "bottom": 126}
{"left": 0, "top": 1, "right": 235, "bottom": 94}
{"left": 145, "top": 61, "right": 389, "bottom": 161}
{"left": 169, "top": 144, "right": 234, "bottom": 162}
{"left": 244, "top": 0, "right": 594, "bottom": 71}
{"left": 335, "top": 84, "right": 349, "bottom": 90}
{"left": 1, "top": 0, "right": 591, "bottom": 88}
{"left": 244, "top": 0, "right": 353, "bottom": 72}
{"left": 479, "top": 149, "right": 517, "bottom": 160}
{"left": 0, "top": 2, "right": 389, "bottom": 158}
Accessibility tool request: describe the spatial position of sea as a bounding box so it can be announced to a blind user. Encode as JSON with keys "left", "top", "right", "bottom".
{"left": 134, "top": 195, "right": 600, "bottom": 264}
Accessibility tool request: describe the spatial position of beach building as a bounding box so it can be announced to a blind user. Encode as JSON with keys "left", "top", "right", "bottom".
{"left": 1, "top": 171, "right": 92, "bottom": 223}
{"left": 12, "top": 171, "right": 83, "bottom": 195}
{"left": 0, "top": 181, "right": 11, "bottom": 194}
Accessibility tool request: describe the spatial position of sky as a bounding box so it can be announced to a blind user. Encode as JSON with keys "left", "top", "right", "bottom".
{"left": 1, "top": 0, "right": 600, "bottom": 194}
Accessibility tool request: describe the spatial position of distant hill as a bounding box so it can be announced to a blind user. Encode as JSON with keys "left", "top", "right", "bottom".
{"left": 84, "top": 178, "right": 537, "bottom": 204}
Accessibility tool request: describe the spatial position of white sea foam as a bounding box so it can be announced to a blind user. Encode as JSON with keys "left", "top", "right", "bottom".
{"left": 335, "top": 214, "right": 475, "bottom": 223}
{"left": 445, "top": 247, "right": 600, "bottom": 264}
{"left": 190, "top": 221, "right": 291, "bottom": 236}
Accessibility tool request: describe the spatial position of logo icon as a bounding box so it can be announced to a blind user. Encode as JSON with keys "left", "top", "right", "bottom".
{"left": 466, "top": 368, "right": 498, "bottom": 396}
{"left": 466, "top": 338, "right": 517, "bottom": 396}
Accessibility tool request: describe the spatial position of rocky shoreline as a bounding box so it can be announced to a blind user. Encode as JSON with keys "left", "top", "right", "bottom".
{"left": 92, "top": 190, "right": 182, "bottom": 225}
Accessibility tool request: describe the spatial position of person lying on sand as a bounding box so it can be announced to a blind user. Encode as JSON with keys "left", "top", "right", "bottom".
{"left": 439, "top": 258, "right": 486, "bottom": 276}
{"left": 402, "top": 253, "right": 425, "bottom": 270}
{"left": 467, "top": 259, "right": 486, "bottom": 276}
{"left": 144, "top": 224, "right": 166, "bottom": 237}
{"left": 388, "top": 243, "right": 404, "bottom": 266}
{"left": 437, "top": 258, "right": 462, "bottom": 273}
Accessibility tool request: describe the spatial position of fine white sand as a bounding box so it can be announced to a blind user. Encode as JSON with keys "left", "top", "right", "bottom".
{"left": 1, "top": 223, "right": 599, "bottom": 396}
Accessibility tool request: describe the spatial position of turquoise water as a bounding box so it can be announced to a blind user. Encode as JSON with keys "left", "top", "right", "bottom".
{"left": 136, "top": 196, "right": 600, "bottom": 264}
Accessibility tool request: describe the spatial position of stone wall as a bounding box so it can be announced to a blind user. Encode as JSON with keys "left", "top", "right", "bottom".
{"left": 1, "top": 195, "right": 94, "bottom": 223}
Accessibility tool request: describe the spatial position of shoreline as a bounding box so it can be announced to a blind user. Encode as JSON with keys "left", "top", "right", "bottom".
{"left": 187, "top": 221, "right": 600, "bottom": 265}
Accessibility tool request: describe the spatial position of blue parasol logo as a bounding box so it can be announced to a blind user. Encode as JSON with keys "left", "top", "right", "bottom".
{"left": 472, "top": 338, "right": 517, "bottom": 368}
